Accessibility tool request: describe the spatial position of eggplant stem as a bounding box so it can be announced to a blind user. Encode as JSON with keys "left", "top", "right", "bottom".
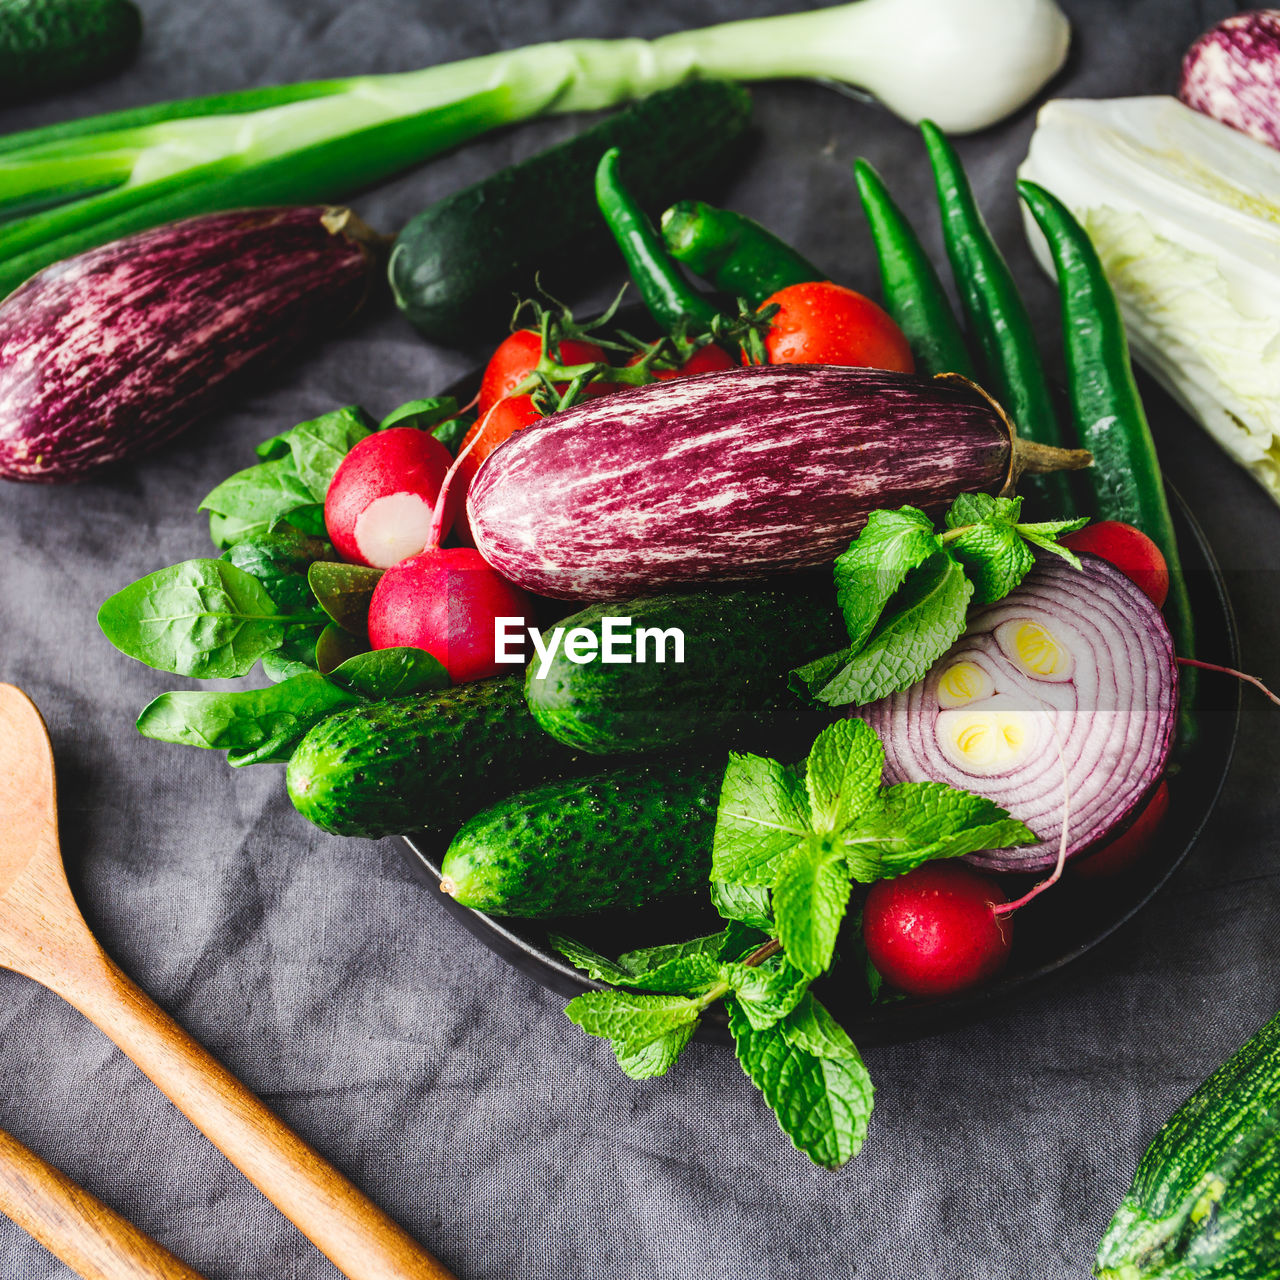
{"left": 995, "top": 724, "right": 1070, "bottom": 917}
{"left": 1177, "top": 657, "right": 1280, "bottom": 709}
{"left": 932, "top": 371, "right": 1092, "bottom": 493}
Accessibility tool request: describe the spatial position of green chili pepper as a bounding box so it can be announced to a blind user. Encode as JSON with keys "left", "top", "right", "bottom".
{"left": 595, "top": 148, "right": 722, "bottom": 338}
{"left": 852, "top": 159, "right": 975, "bottom": 380}
{"left": 1018, "top": 178, "right": 1196, "bottom": 745}
{"left": 660, "top": 199, "right": 821, "bottom": 307}
{"left": 920, "top": 121, "right": 1074, "bottom": 516}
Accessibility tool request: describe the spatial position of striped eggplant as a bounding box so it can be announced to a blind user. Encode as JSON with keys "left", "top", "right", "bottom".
{"left": 466, "top": 364, "right": 1090, "bottom": 600}
{"left": 1095, "top": 1009, "right": 1280, "bottom": 1280}
{"left": 0, "top": 206, "right": 377, "bottom": 482}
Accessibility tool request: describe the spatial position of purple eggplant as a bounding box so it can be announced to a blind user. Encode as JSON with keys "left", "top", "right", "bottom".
{"left": 1180, "top": 10, "right": 1280, "bottom": 149}
{"left": 0, "top": 206, "right": 377, "bottom": 482}
{"left": 466, "top": 364, "right": 1090, "bottom": 600}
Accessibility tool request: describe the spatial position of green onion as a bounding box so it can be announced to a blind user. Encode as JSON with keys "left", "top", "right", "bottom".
{"left": 0, "top": 0, "right": 1070, "bottom": 298}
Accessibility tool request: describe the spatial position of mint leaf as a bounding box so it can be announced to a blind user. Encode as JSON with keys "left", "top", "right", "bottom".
{"left": 804, "top": 719, "right": 884, "bottom": 833}
{"left": 834, "top": 506, "right": 940, "bottom": 648}
{"left": 1019, "top": 520, "right": 1087, "bottom": 569}
{"left": 719, "top": 955, "right": 810, "bottom": 1030}
{"left": 946, "top": 520, "right": 1034, "bottom": 605}
{"left": 712, "top": 753, "right": 811, "bottom": 887}
{"left": 620, "top": 953, "right": 722, "bottom": 996}
{"left": 617, "top": 932, "right": 731, "bottom": 976}
{"left": 612, "top": 1024, "right": 696, "bottom": 1080}
{"left": 943, "top": 494, "right": 1087, "bottom": 603}
{"left": 566, "top": 990, "right": 703, "bottom": 1059}
{"left": 552, "top": 936, "right": 636, "bottom": 985}
{"left": 711, "top": 879, "right": 774, "bottom": 930}
{"left": 778, "top": 992, "right": 863, "bottom": 1061}
{"left": 772, "top": 836, "right": 853, "bottom": 978}
{"left": 805, "top": 551, "right": 972, "bottom": 706}
{"left": 945, "top": 492, "right": 1013, "bottom": 527}
{"left": 728, "top": 995, "right": 873, "bottom": 1169}
{"left": 842, "top": 780, "right": 1034, "bottom": 880}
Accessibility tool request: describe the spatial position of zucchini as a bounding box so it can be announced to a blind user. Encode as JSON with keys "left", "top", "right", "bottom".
{"left": 1095, "top": 1010, "right": 1280, "bottom": 1279}
{"left": 524, "top": 584, "right": 845, "bottom": 755}
{"left": 285, "top": 676, "right": 584, "bottom": 839}
{"left": 388, "top": 79, "right": 752, "bottom": 344}
{"left": 1, "top": 0, "right": 142, "bottom": 102}
{"left": 440, "top": 760, "right": 721, "bottom": 917}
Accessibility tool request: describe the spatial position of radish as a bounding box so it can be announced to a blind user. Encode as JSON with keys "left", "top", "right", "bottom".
{"left": 862, "top": 861, "right": 1013, "bottom": 998}
{"left": 367, "top": 546, "right": 534, "bottom": 683}
{"left": 363, "top": 427, "right": 535, "bottom": 683}
{"left": 1060, "top": 521, "right": 1169, "bottom": 608}
{"left": 1071, "top": 780, "right": 1170, "bottom": 880}
{"left": 324, "top": 426, "right": 452, "bottom": 568}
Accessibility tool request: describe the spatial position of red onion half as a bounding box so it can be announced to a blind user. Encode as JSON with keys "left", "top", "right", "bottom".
{"left": 854, "top": 555, "right": 1177, "bottom": 874}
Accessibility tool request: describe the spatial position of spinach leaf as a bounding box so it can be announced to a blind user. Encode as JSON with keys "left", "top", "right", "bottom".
{"left": 326, "top": 647, "right": 447, "bottom": 698}
{"left": 261, "top": 624, "right": 324, "bottom": 682}
{"left": 137, "top": 672, "right": 358, "bottom": 764}
{"left": 379, "top": 397, "right": 458, "bottom": 433}
{"left": 98, "top": 560, "right": 318, "bottom": 678}
{"left": 308, "top": 561, "right": 383, "bottom": 636}
{"left": 315, "top": 622, "right": 368, "bottom": 673}
{"left": 268, "top": 405, "right": 375, "bottom": 499}
{"left": 202, "top": 407, "right": 372, "bottom": 548}
{"left": 201, "top": 458, "right": 314, "bottom": 548}
{"left": 223, "top": 528, "right": 331, "bottom": 611}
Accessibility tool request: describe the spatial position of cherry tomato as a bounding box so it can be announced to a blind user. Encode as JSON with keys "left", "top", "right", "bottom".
{"left": 456, "top": 394, "right": 542, "bottom": 482}
{"left": 626, "top": 343, "right": 737, "bottom": 381}
{"left": 752, "top": 282, "right": 914, "bottom": 373}
{"left": 1071, "top": 781, "right": 1170, "bottom": 879}
{"left": 1061, "top": 521, "right": 1169, "bottom": 608}
{"left": 478, "top": 329, "right": 607, "bottom": 414}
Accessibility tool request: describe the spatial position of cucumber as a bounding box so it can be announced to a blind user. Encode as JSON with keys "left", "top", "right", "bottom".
{"left": 388, "top": 80, "right": 752, "bottom": 344}
{"left": 1095, "top": 1010, "right": 1280, "bottom": 1279}
{"left": 285, "top": 676, "right": 584, "bottom": 839}
{"left": 1, "top": 0, "right": 142, "bottom": 102}
{"left": 440, "top": 760, "right": 721, "bottom": 917}
{"left": 524, "top": 584, "right": 845, "bottom": 755}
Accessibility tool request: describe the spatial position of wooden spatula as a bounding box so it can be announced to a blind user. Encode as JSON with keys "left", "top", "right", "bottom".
{"left": 0, "top": 1124, "right": 207, "bottom": 1279}
{"left": 0, "top": 684, "right": 456, "bottom": 1280}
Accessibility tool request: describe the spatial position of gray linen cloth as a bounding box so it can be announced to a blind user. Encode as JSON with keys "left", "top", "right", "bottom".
{"left": 2, "top": 1, "right": 1277, "bottom": 1276}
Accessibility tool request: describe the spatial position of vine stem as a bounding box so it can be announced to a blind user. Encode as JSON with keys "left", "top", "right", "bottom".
{"left": 1177, "top": 657, "right": 1280, "bottom": 709}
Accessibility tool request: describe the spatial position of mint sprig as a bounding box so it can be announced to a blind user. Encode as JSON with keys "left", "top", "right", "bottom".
{"left": 792, "top": 494, "right": 1087, "bottom": 707}
{"left": 555, "top": 720, "right": 1034, "bottom": 1169}
{"left": 715, "top": 720, "right": 1033, "bottom": 978}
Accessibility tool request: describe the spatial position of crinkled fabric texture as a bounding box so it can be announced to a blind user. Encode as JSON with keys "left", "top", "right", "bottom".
{"left": 0, "top": 1, "right": 1277, "bottom": 1277}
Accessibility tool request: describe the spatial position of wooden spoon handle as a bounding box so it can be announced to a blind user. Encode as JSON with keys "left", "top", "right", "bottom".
{"left": 62, "top": 952, "right": 455, "bottom": 1280}
{"left": 0, "top": 1126, "right": 206, "bottom": 1280}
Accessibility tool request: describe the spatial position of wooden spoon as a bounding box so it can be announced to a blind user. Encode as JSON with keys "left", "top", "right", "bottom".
{"left": 0, "top": 685, "right": 456, "bottom": 1280}
{"left": 0, "top": 1124, "right": 206, "bottom": 1279}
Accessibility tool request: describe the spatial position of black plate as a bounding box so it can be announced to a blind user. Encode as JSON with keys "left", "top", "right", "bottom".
{"left": 401, "top": 366, "right": 1238, "bottom": 1044}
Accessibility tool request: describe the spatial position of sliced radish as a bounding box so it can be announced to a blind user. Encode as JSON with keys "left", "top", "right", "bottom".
{"left": 324, "top": 427, "right": 452, "bottom": 568}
